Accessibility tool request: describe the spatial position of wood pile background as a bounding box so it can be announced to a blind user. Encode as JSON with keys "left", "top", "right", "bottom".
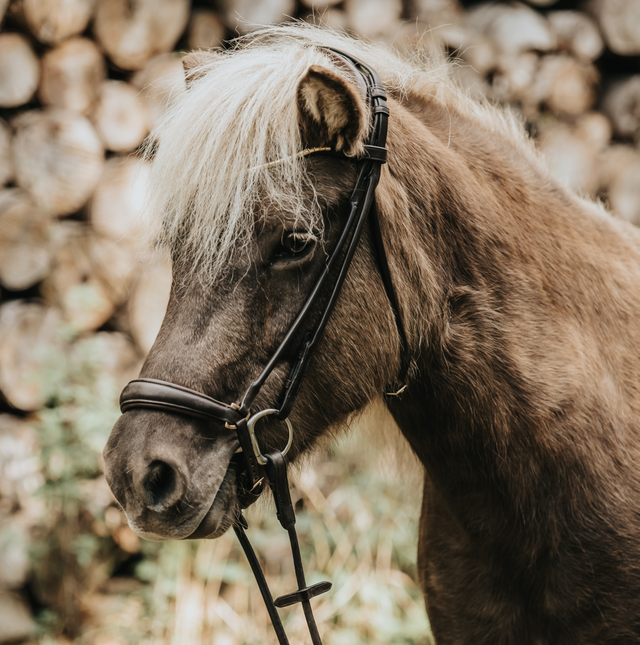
{"left": 0, "top": 0, "right": 639, "bottom": 641}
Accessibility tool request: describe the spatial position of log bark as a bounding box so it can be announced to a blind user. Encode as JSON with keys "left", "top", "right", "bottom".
{"left": 548, "top": 11, "right": 603, "bottom": 63}
{"left": 131, "top": 54, "right": 185, "bottom": 127}
{"left": 38, "top": 37, "right": 105, "bottom": 114}
{"left": 12, "top": 108, "right": 104, "bottom": 216}
{"left": 89, "top": 155, "right": 151, "bottom": 243}
{"left": 93, "top": 0, "right": 189, "bottom": 71}
{"left": 0, "top": 119, "right": 12, "bottom": 187}
{"left": 90, "top": 81, "right": 149, "bottom": 152}
{"left": 0, "top": 189, "right": 53, "bottom": 291}
{"left": 186, "top": 9, "right": 225, "bottom": 51}
{"left": 41, "top": 222, "right": 135, "bottom": 332}
{"left": 0, "top": 300, "right": 62, "bottom": 411}
{"left": 587, "top": 0, "right": 640, "bottom": 56}
{"left": 23, "top": 0, "right": 94, "bottom": 45}
{"left": 602, "top": 76, "right": 640, "bottom": 143}
{"left": 0, "top": 33, "right": 40, "bottom": 108}
{"left": 127, "top": 251, "right": 172, "bottom": 354}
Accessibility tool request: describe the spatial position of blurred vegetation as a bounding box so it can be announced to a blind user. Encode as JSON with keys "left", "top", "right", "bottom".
{"left": 29, "top": 328, "right": 123, "bottom": 638}
{"left": 26, "top": 326, "right": 431, "bottom": 645}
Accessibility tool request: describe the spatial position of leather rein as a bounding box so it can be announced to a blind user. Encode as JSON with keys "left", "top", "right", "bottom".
{"left": 118, "top": 49, "right": 407, "bottom": 645}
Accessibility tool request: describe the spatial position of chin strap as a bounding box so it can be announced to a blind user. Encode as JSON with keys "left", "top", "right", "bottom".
{"left": 234, "top": 450, "right": 332, "bottom": 645}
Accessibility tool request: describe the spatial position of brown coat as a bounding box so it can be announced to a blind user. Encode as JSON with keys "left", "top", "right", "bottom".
{"left": 104, "top": 27, "right": 640, "bottom": 643}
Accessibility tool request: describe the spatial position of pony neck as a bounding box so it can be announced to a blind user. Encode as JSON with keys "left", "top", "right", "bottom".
{"left": 379, "top": 91, "right": 640, "bottom": 532}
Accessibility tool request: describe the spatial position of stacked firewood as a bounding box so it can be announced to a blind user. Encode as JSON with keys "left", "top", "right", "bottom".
{"left": 0, "top": 0, "right": 639, "bottom": 640}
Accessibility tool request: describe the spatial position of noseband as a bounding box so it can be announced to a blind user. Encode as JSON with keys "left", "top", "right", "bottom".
{"left": 119, "top": 48, "right": 407, "bottom": 645}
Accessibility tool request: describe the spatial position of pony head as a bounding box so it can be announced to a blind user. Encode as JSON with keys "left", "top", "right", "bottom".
{"left": 103, "top": 28, "right": 411, "bottom": 540}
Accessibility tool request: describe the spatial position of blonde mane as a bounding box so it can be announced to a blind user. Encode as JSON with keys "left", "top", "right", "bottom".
{"left": 143, "top": 24, "right": 533, "bottom": 283}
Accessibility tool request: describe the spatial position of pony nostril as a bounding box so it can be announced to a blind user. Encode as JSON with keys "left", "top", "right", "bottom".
{"left": 142, "top": 460, "right": 182, "bottom": 509}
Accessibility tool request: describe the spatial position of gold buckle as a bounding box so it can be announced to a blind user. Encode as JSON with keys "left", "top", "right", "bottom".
{"left": 225, "top": 403, "right": 250, "bottom": 430}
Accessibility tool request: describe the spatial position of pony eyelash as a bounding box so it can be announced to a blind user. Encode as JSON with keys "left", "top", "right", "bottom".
{"left": 287, "top": 230, "right": 318, "bottom": 241}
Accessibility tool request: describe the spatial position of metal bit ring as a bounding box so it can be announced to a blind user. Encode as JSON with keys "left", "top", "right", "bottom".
{"left": 247, "top": 409, "right": 293, "bottom": 465}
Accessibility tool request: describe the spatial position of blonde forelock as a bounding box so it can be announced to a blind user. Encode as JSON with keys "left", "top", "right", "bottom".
{"left": 142, "top": 23, "right": 538, "bottom": 284}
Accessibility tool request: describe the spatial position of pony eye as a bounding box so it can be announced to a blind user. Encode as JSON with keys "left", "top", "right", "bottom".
{"left": 273, "top": 232, "right": 315, "bottom": 261}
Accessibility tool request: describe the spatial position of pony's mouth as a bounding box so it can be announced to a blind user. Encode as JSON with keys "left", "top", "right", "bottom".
{"left": 124, "top": 454, "right": 241, "bottom": 542}
{"left": 184, "top": 463, "right": 240, "bottom": 540}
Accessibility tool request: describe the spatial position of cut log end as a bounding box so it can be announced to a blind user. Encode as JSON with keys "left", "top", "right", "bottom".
{"left": 12, "top": 108, "right": 105, "bottom": 217}
{"left": 41, "top": 222, "right": 137, "bottom": 332}
{"left": 187, "top": 9, "right": 225, "bottom": 50}
{"left": 0, "top": 301, "right": 62, "bottom": 411}
{"left": 38, "top": 38, "right": 106, "bottom": 114}
{"left": 0, "top": 189, "right": 54, "bottom": 291}
{"left": 23, "top": 0, "right": 95, "bottom": 45}
{"left": 93, "top": 0, "right": 190, "bottom": 71}
{"left": 589, "top": 0, "right": 640, "bottom": 56}
{"left": 0, "top": 33, "right": 40, "bottom": 108}
{"left": 90, "top": 81, "right": 150, "bottom": 152}
{"left": 127, "top": 251, "right": 172, "bottom": 354}
{"left": 0, "top": 120, "right": 13, "bottom": 186}
{"left": 89, "top": 155, "right": 151, "bottom": 242}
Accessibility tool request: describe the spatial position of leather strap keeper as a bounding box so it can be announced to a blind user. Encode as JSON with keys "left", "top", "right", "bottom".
{"left": 274, "top": 581, "right": 333, "bottom": 608}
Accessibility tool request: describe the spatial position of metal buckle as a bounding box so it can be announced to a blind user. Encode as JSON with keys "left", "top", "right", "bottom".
{"left": 247, "top": 409, "right": 293, "bottom": 465}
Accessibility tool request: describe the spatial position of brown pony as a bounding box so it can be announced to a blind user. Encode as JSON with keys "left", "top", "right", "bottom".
{"left": 104, "top": 26, "right": 640, "bottom": 643}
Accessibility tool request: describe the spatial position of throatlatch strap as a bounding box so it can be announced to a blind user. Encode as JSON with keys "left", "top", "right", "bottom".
{"left": 369, "top": 202, "right": 411, "bottom": 382}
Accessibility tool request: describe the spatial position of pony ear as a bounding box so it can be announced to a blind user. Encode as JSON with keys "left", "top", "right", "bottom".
{"left": 182, "top": 51, "right": 219, "bottom": 88}
{"left": 296, "top": 64, "right": 368, "bottom": 156}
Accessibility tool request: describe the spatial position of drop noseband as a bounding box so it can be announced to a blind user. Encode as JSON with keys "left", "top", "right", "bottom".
{"left": 119, "top": 49, "right": 408, "bottom": 645}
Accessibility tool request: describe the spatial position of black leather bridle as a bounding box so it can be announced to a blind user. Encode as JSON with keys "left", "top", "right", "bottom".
{"left": 119, "top": 48, "right": 408, "bottom": 645}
